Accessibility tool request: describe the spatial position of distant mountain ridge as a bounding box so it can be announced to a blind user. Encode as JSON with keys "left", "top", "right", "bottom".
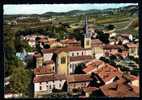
{"left": 4, "top": 5, "right": 138, "bottom": 20}
{"left": 42, "top": 5, "right": 138, "bottom": 16}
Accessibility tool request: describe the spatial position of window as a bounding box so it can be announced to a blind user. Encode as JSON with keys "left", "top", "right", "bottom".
{"left": 61, "top": 56, "right": 66, "bottom": 64}
{"left": 59, "top": 83, "right": 61, "bottom": 87}
{"left": 39, "top": 86, "right": 42, "bottom": 90}
{"left": 77, "top": 52, "right": 79, "bottom": 56}
{"left": 53, "top": 84, "right": 55, "bottom": 88}
{"left": 49, "top": 85, "right": 51, "bottom": 89}
{"left": 72, "top": 53, "right": 74, "bottom": 56}
{"left": 70, "top": 64, "right": 72, "bottom": 69}
{"left": 82, "top": 83, "right": 84, "bottom": 86}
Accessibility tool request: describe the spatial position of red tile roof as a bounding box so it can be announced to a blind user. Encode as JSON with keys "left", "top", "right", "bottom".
{"left": 85, "top": 59, "right": 104, "bottom": 66}
{"left": 41, "top": 48, "right": 57, "bottom": 53}
{"left": 33, "top": 74, "right": 66, "bottom": 83}
{"left": 83, "top": 65, "right": 96, "bottom": 73}
{"left": 34, "top": 66, "right": 54, "bottom": 75}
{"left": 83, "top": 59, "right": 105, "bottom": 73}
{"left": 95, "top": 64, "right": 122, "bottom": 82}
{"left": 127, "top": 43, "right": 138, "bottom": 48}
{"left": 67, "top": 74, "right": 92, "bottom": 83}
{"left": 41, "top": 47, "right": 92, "bottom": 54}
{"left": 100, "top": 77, "right": 139, "bottom": 97}
{"left": 103, "top": 44, "right": 118, "bottom": 49}
{"left": 44, "top": 60, "right": 54, "bottom": 64}
{"left": 70, "top": 55, "right": 93, "bottom": 62}
{"left": 61, "top": 39, "right": 78, "bottom": 44}
{"left": 91, "top": 39, "right": 103, "bottom": 47}
{"left": 83, "top": 87, "right": 98, "bottom": 92}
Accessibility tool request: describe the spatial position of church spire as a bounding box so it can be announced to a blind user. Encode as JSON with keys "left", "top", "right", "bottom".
{"left": 84, "top": 16, "right": 88, "bottom": 35}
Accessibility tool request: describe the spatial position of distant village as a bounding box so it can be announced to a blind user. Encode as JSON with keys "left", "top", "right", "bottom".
{"left": 5, "top": 16, "right": 139, "bottom": 98}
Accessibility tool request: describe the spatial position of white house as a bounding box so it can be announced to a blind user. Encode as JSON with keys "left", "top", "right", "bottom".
{"left": 33, "top": 74, "right": 67, "bottom": 97}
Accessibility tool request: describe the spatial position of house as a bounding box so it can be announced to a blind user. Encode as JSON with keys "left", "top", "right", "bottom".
{"left": 100, "top": 75, "right": 139, "bottom": 97}
{"left": 33, "top": 53, "right": 43, "bottom": 67}
{"left": 33, "top": 74, "right": 67, "bottom": 97}
{"left": 50, "top": 41, "right": 64, "bottom": 48}
{"left": 24, "top": 35, "right": 47, "bottom": 48}
{"left": 83, "top": 59, "right": 105, "bottom": 74}
{"left": 84, "top": 60, "right": 124, "bottom": 85}
{"left": 131, "top": 76, "right": 139, "bottom": 95}
{"left": 94, "top": 63, "right": 123, "bottom": 85}
{"left": 34, "top": 64, "right": 55, "bottom": 75}
{"left": 120, "top": 33, "right": 133, "bottom": 41}
{"left": 103, "top": 44, "right": 119, "bottom": 56}
{"left": 61, "top": 39, "right": 81, "bottom": 47}
{"left": 82, "top": 87, "right": 98, "bottom": 97}
{"left": 91, "top": 39, "right": 104, "bottom": 59}
{"left": 67, "top": 74, "right": 92, "bottom": 95}
{"left": 126, "top": 43, "right": 138, "bottom": 58}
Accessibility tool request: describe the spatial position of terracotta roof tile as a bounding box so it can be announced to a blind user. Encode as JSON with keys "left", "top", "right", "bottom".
{"left": 103, "top": 44, "right": 121, "bottom": 50}
{"left": 67, "top": 74, "right": 92, "bottom": 83}
{"left": 100, "top": 77, "right": 139, "bottom": 97}
{"left": 95, "top": 64, "right": 122, "bottom": 82}
{"left": 83, "top": 59, "right": 105, "bottom": 73}
{"left": 33, "top": 74, "right": 66, "bottom": 83}
{"left": 127, "top": 43, "right": 138, "bottom": 48}
{"left": 44, "top": 60, "right": 54, "bottom": 64}
{"left": 42, "top": 47, "right": 92, "bottom": 54}
{"left": 41, "top": 48, "right": 57, "bottom": 53}
{"left": 83, "top": 87, "right": 98, "bottom": 92}
{"left": 34, "top": 66, "right": 54, "bottom": 75}
{"left": 85, "top": 59, "right": 104, "bottom": 66}
{"left": 91, "top": 39, "right": 103, "bottom": 47}
{"left": 70, "top": 55, "right": 92, "bottom": 62}
{"left": 83, "top": 65, "right": 96, "bottom": 73}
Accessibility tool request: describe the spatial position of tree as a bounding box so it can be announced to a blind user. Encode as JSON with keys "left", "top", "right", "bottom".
{"left": 99, "top": 57, "right": 110, "bottom": 63}
{"left": 105, "top": 24, "right": 115, "bottom": 30}
{"left": 4, "top": 26, "right": 18, "bottom": 76}
{"left": 15, "top": 34, "right": 33, "bottom": 52}
{"left": 9, "top": 66, "right": 32, "bottom": 97}
{"left": 96, "top": 31, "right": 109, "bottom": 44}
{"left": 109, "top": 55, "right": 117, "bottom": 61}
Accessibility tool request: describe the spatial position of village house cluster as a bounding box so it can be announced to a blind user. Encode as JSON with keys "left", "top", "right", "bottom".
{"left": 14, "top": 16, "right": 139, "bottom": 98}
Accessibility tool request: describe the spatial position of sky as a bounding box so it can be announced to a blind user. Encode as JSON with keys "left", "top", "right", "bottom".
{"left": 4, "top": 3, "right": 138, "bottom": 15}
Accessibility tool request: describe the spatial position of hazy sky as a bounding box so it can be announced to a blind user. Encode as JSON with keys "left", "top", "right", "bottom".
{"left": 4, "top": 3, "right": 138, "bottom": 15}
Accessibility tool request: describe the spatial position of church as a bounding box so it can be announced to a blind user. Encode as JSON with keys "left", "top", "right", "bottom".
{"left": 35, "top": 16, "right": 93, "bottom": 75}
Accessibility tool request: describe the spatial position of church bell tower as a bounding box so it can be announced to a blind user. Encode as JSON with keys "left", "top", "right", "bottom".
{"left": 82, "top": 16, "right": 92, "bottom": 49}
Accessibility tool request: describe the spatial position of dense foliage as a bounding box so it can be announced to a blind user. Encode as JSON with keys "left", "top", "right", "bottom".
{"left": 4, "top": 25, "right": 33, "bottom": 97}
